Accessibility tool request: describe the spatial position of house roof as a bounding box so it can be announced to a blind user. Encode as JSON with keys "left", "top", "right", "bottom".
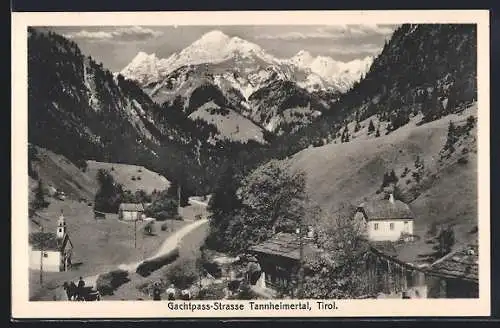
{"left": 358, "top": 199, "right": 414, "bottom": 221}
{"left": 249, "top": 233, "right": 320, "bottom": 261}
{"left": 29, "top": 232, "right": 73, "bottom": 252}
{"left": 426, "top": 243, "right": 478, "bottom": 282}
{"left": 119, "top": 203, "right": 144, "bottom": 211}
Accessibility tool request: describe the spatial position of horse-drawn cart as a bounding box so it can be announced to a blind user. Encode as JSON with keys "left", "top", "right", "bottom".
{"left": 63, "top": 282, "right": 101, "bottom": 301}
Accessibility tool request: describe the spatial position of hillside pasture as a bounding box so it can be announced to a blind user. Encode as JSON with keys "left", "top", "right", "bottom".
{"left": 29, "top": 199, "right": 187, "bottom": 300}
{"left": 290, "top": 104, "right": 478, "bottom": 250}
{"left": 86, "top": 160, "right": 170, "bottom": 193}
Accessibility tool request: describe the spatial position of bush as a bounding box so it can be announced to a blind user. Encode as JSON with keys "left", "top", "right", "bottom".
{"left": 161, "top": 222, "right": 168, "bottom": 231}
{"left": 96, "top": 269, "right": 130, "bottom": 295}
{"left": 136, "top": 248, "right": 180, "bottom": 277}
{"left": 201, "top": 260, "right": 222, "bottom": 279}
{"left": 163, "top": 258, "right": 200, "bottom": 290}
{"left": 137, "top": 176, "right": 142, "bottom": 180}
{"left": 131, "top": 176, "right": 136, "bottom": 181}
{"left": 197, "top": 283, "right": 226, "bottom": 300}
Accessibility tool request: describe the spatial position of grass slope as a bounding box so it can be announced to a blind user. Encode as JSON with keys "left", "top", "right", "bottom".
{"left": 188, "top": 101, "right": 266, "bottom": 144}
{"left": 86, "top": 160, "right": 170, "bottom": 193}
{"left": 29, "top": 146, "right": 98, "bottom": 202}
{"left": 29, "top": 199, "right": 188, "bottom": 300}
{"left": 289, "top": 104, "right": 478, "bottom": 246}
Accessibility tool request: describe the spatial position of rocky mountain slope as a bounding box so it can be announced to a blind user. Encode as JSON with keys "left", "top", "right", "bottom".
{"left": 120, "top": 30, "right": 372, "bottom": 93}
{"left": 120, "top": 30, "right": 365, "bottom": 134}
{"left": 27, "top": 28, "right": 267, "bottom": 196}
{"left": 266, "top": 23, "right": 478, "bottom": 157}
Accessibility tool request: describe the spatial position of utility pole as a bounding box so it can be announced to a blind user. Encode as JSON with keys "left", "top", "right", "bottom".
{"left": 40, "top": 224, "right": 44, "bottom": 286}
{"left": 134, "top": 218, "right": 137, "bottom": 249}
{"left": 297, "top": 222, "right": 304, "bottom": 299}
{"left": 177, "top": 182, "right": 181, "bottom": 214}
{"left": 31, "top": 216, "right": 44, "bottom": 286}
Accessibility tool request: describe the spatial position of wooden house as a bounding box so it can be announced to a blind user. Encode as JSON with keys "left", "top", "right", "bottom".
{"left": 425, "top": 243, "right": 479, "bottom": 298}
{"left": 118, "top": 203, "right": 145, "bottom": 221}
{"left": 248, "top": 232, "right": 319, "bottom": 295}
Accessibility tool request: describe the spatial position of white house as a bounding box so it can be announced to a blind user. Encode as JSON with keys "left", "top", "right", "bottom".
{"left": 118, "top": 203, "right": 145, "bottom": 221}
{"left": 355, "top": 194, "right": 415, "bottom": 242}
{"left": 29, "top": 213, "right": 73, "bottom": 272}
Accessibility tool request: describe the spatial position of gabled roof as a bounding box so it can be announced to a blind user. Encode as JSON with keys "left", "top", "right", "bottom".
{"left": 357, "top": 199, "right": 414, "bottom": 221}
{"left": 119, "top": 203, "right": 144, "bottom": 211}
{"left": 29, "top": 232, "right": 73, "bottom": 252}
{"left": 249, "top": 233, "right": 319, "bottom": 261}
{"left": 426, "top": 243, "right": 478, "bottom": 282}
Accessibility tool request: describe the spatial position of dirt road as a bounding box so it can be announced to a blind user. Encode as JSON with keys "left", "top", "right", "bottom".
{"left": 82, "top": 198, "right": 209, "bottom": 286}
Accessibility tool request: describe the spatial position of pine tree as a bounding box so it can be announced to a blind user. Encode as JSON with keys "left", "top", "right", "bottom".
{"left": 432, "top": 225, "right": 455, "bottom": 260}
{"left": 368, "top": 120, "right": 375, "bottom": 134}
{"left": 32, "top": 179, "right": 48, "bottom": 210}
{"left": 375, "top": 125, "right": 381, "bottom": 137}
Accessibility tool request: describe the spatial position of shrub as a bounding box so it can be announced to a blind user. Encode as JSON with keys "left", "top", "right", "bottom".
{"left": 161, "top": 222, "right": 168, "bottom": 231}
{"left": 163, "top": 258, "right": 200, "bottom": 290}
{"left": 131, "top": 176, "right": 136, "bottom": 181}
{"left": 111, "top": 167, "right": 115, "bottom": 171}
{"left": 136, "top": 248, "right": 179, "bottom": 277}
{"left": 137, "top": 176, "right": 142, "bottom": 181}
{"left": 230, "top": 282, "right": 259, "bottom": 300}
{"left": 96, "top": 269, "right": 130, "bottom": 295}
{"left": 197, "top": 283, "right": 226, "bottom": 300}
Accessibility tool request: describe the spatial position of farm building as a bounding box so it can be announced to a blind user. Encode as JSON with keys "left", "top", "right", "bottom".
{"left": 368, "top": 242, "right": 429, "bottom": 298}
{"left": 248, "top": 232, "right": 320, "bottom": 295}
{"left": 354, "top": 194, "right": 415, "bottom": 242}
{"left": 425, "top": 243, "right": 479, "bottom": 298}
{"left": 29, "top": 213, "right": 73, "bottom": 272}
{"left": 118, "top": 203, "right": 145, "bottom": 221}
{"left": 248, "top": 230, "right": 430, "bottom": 298}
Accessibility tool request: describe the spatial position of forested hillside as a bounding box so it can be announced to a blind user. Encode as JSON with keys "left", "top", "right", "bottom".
{"left": 266, "top": 24, "right": 478, "bottom": 158}
{"left": 27, "top": 28, "right": 267, "bottom": 196}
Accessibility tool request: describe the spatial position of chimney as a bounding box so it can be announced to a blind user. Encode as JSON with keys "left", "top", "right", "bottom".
{"left": 389, "top": 193, "right": 395, "bottom": 204}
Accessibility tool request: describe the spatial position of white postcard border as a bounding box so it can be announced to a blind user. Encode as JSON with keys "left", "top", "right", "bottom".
{"left": 11, "top": 9, "right": 491, "bottom": 318}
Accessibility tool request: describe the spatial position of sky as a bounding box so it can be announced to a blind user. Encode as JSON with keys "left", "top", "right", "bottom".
{"left": 46, "top": 25, "right": 399, "bottom": 72}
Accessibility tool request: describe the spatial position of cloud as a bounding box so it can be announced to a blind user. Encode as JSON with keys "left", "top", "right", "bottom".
{"left": 327, "top": 43, "right": 384, "bottom": 56}
{"left": 64, "top": 26, "right": 163, "bottom": 43}
{"left": 255, "top": 24, "right": 396, "bottom": 41}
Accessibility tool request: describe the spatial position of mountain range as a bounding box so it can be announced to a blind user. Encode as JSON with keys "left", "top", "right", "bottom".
{"left": 120, "top": 30, "right": 374, "bottom": 94}
{"left": 27, "top": 24, "right": 477, "bottom": 199}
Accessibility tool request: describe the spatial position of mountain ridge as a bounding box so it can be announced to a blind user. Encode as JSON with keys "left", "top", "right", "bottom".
{"left": 119, "top": 29, "right": 375, "bottom": 93}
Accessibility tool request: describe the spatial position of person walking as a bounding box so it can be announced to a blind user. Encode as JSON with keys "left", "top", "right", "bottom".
{"left": 166, "top": 284, "right": 176, "bottom": 300}
{"left": 152, "top": 282, "right": 162, "bottom": 301}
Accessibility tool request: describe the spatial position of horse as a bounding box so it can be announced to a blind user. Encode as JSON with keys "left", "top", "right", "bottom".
{"left": 62, "top": 281, "right": 101, "bottom": 301}
{"left": 63, "top": 281, "right": 81, "bottom": 301}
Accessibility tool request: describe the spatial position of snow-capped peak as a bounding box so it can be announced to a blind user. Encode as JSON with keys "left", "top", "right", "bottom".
{"left": 120, "top": 52, "right": 162, "bottom": 85}
{"left": 289, "top": 50, "right": 314, "bottom": 68}
{"left": 120, "top": 30, "right": 377, "bottom": 92}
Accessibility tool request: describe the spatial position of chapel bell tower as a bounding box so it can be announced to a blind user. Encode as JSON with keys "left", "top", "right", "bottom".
{"left": 56, "top": 210, "right": 67, "bottom": 239}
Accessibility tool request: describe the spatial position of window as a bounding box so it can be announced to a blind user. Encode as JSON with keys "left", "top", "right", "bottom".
{"left": 390, "top": 223, "right": 395, "bottom": 230}
{"left": 374, "top": 223, "right": 379, "bottom": 230}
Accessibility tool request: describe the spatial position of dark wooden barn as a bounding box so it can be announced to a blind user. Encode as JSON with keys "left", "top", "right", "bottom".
{"left": 424, "top": 243, "right": 479, "bottom": 298}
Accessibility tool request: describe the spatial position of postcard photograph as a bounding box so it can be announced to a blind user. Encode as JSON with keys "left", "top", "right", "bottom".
{"left": 11, "top": 10, "right": 490, "bottom": 318}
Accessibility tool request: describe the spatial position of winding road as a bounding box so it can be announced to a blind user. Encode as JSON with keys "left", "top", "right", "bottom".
{"left": 80, "top": 199, "right": 209, "bottom": 288}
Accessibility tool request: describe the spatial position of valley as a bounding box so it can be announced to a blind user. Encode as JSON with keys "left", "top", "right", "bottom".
{"left": 25, "top": 23, "right": 480, "bottom": 301}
